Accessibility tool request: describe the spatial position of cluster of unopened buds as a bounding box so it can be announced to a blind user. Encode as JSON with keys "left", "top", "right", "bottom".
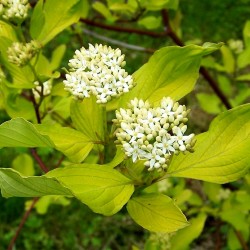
{"left": 113, "top": 97, "right": 196, "bottom": 171}
{"left": 32, "top": 80, "right": 52, "bottom": 102}
{"left": 0, "top": 0, "right": 29, "bottom": 22}
{"left": 7, "top": 40, "right": 39, "bottom": 67}
{"left": 63, "top": 44, "right": 135, "bottom": 104}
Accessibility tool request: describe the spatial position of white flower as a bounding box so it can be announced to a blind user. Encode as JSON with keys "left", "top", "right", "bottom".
{"left": 63, "top": 44, "right": 135, "bottom": 103}
{"left": 114, "top": 97, "right": 195, "bottom": 171}
{"left": 155, "top": 135, "right": 175, "bottom": 154}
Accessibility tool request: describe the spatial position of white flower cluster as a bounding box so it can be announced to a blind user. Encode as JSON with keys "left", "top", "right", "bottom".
{"left": 0, "top": 0, "right": 29, "bottom": 22}
{"left": 63, "top": 44, "right": 135, "bottom": 104}
{"left": 32, "top": 80, "right": 52, "bottom": 102}
{"left": 7, "top": 40, "right": 39, "bottom": 67}
{"left": 113, "top": 97, "right": 196, "bottom": 171}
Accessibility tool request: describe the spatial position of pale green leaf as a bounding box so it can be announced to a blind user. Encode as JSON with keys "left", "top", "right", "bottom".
{"left": 0, "top": 168, "right": 72, "bottom": 198}
{"left": 70, "top": 97, "right": 105, "bottom": 142}
{"left": 33, "top": 0, "right": 82, "bottom": 44}
{"left": 119, "top": 43, "right": 222, "bottom": 107}
{"left": 168, "top": 104, "right": 250, "bottom": 183}
{"left": 0, "top": 118, "right": 54, "bottom": 148}
{"left": 12, "top": 153, "right": 35, "bottom": 176}
{"left": 47, "top": 164, "right": 134, "bottom": 216}
{"left": 35, "top": 124, "right": 94, "bottom": 163}
{"left": 170, "top": 213, "right": 207, "bottom": 250}
{"left": 127, "top": 193, "right": 189, "bottom": 232}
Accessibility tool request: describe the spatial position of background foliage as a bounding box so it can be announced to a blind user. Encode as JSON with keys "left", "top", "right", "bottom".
{"left": 0, "top": 0, "right": 250, "bottom": 249}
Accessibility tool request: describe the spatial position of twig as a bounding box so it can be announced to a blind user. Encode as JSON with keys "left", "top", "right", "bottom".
{"left": 80, "top": 18, "right": 166, "bottom": 38}
{"left": 199, "top": 67, "right": 232, "bottom": 109}
{"left": 28, "top": 89, "right": 42, "bottom": 124}
{"left": 234, "top": 230, "right": 249, "bottom": 250}
{"left": 7, "top": 197, "right": 39, "bottom": 250}
{"left": 82, "top": 28, "right": 155, "bottom": 53}
{"left": 54, "top": 155, "right": 65, "bottom": 169}
{"left": 30, "top": 148, "right": 49, "bottom": 173}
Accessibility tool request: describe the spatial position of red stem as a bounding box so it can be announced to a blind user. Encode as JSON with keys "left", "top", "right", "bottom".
{"left": 30, "top": 148, "right": 49, "bottom": 173}
{"left": 7, "top": 198, "right": 39, "bottom": 250}
{"left": 234, "top": 230, "right": 249, "bottom": 250}
{"left": 80, "top": 18, "right": 166, "bottom": 38}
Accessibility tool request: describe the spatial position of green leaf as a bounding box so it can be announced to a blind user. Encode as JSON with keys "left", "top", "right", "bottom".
{"left": 107, "top": 146, "right": 125, "bottom": 168}
{"left": 92, "top": 2, "right": 117, "bottom": 22}
{"left": 79, "top": 0, "right": 90, "bottom": 18}
{"left": 50, "top": 44, "right": 66, "bottom": 71}
{"left": 119, "top": 43, "right": 222, "bottom": 107}
{"left": 237, "top": 47, "right": 250, "bottom": 69}
{"left": 30, "top": 0, "right": 45, "bottom": 39}
{"left": 221, "top": 45, "right": 235, "bottom": 74}
{"left": 236, "top": 73, "right": 250, "bottom": 81}
{"left": 227, "top": 228, "right": 242, "bottom": 250}
{"left": 127, "top": 193, "right": 189, "bottom": 232}
{"left": 109, "top": 2, "right": 137, "bottom": 14}
{"left": 2, "top": 88, "right": 36, "bottom": 120}
{"left": 0, "top": 118, "right": 54, "bottom": 148}
{"left": 35, "top": 124, "right": 94, "bottom": 163}
{"left": 220, "top": 210, "right": 249, "bottom": 235}
{"left": 46, "top": 164, "right": 134, "bottom": 216}
{"left": 32, "top": 0, "right": 82, "bottom": 44}
{"left": 0, "top": 168, "right": 72, "bottom": 198}
{"left": 0, "top": 118, "right": 93, "bottom": 162}
{"left": 243, "top": 20, "right": 250, "bottom": 48}
{"left": 196, "top": 93, "right": 223, "bottom": 114}
{"left": 140, "top": 0, "right": 179, "bottom": 11}
{"left": 170, "top": 213, "right": 207, "bottom": 250}
{"left": 70, "top": 97, "right": 105, "bottom": 142}
{"left": 0, "top": 20, "right": 17, "bottom": 41}
{"left": 168, "top": 104, "right": 250, "bottom": 183}
{"left": 12, "top": 153, "right": 35, "bottom": 176}
{"left": 28, "top": 195, "right": 70, "bottom": 215}
{"left": 138, "top": 16, "right": 162, "bottom": 30}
